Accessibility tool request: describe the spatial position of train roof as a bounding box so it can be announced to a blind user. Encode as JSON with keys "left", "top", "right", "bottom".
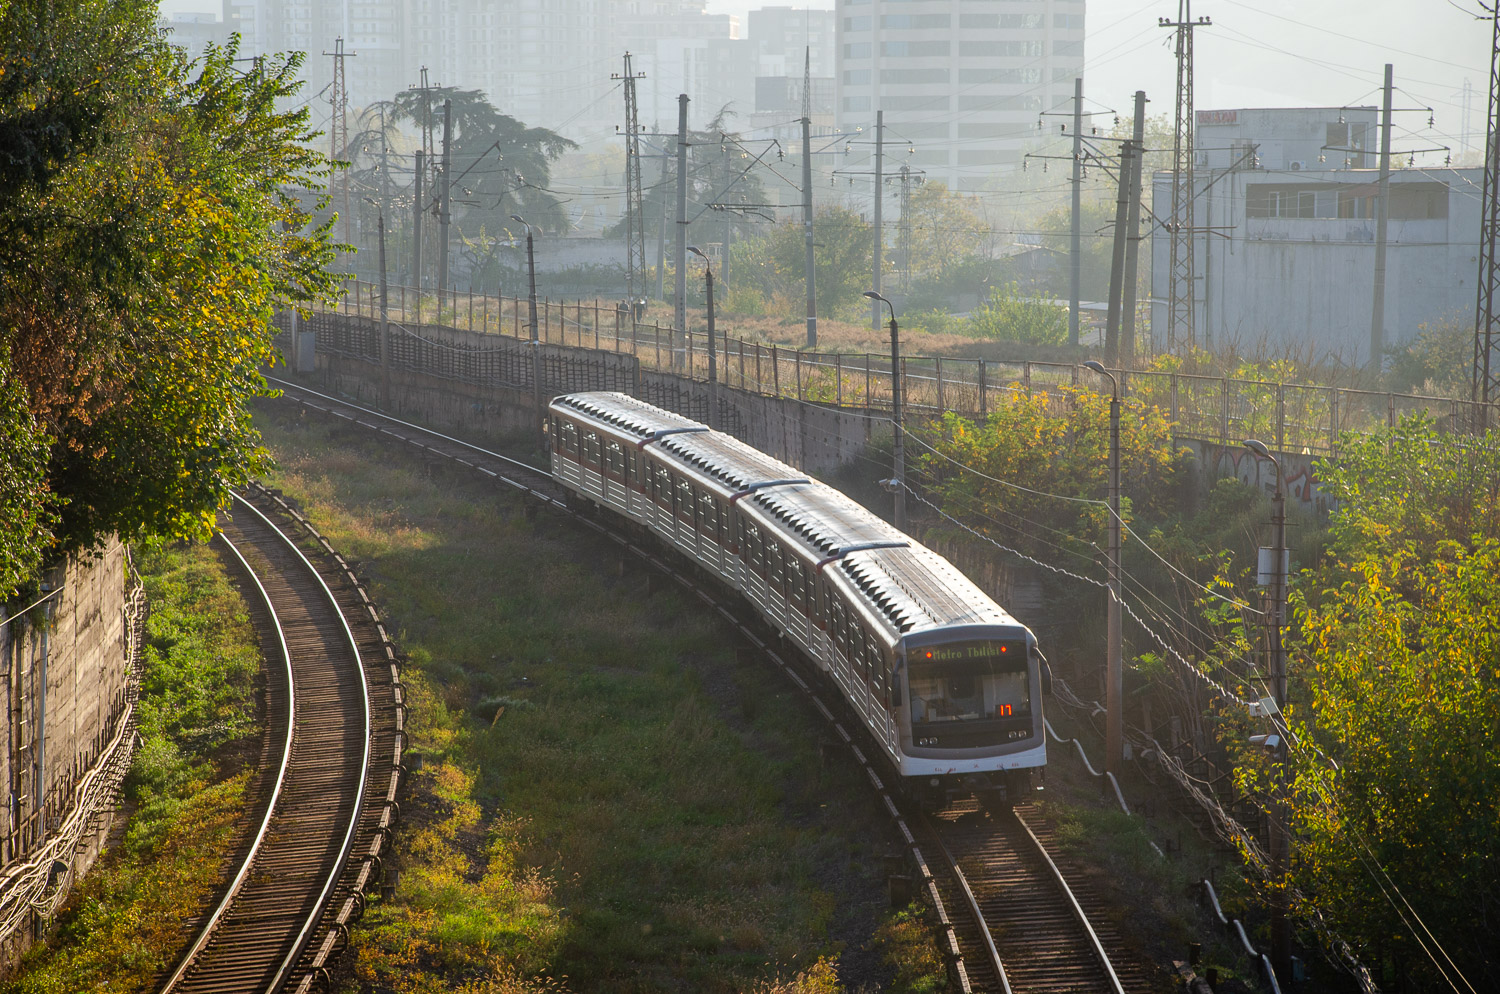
{"left": 655, "top": 430, "right": 808, "bottom": 492}
{"left": 553, "top": 391, "right": 1026, "bottom": 640}
{"left": 550, "top": 392, "right": 704, "bottom": 440}
{"left": 747, "top": 483, "right": 906, "bottom": 558}
{"left": 838, "top": 545, "right": 1021, "bottom": 635}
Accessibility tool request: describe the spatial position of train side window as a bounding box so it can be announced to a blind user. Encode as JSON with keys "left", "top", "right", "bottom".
{"left": 626, "top": 449, "right": 636, "bottom": 484}
{"left": 746, "top": 523, "right": 763, "bottom": 576}
{"left": 700, "top": 493, "right": 718, "bottom": 535}
{"left": 717, "top": 499, "right": 730, "bottom": 546}
{"left": 769, "top": 542, "right": 784, "bottom": 592}
{"left": 584, "top": 431, "right": 600, "bottom": 465}
{"left": 606, "top": 440, "right": 624, "bottom": 477}
{"left": 831, "top": 602, "right": 846, "bottom": 656}
{"left": 788, "top": 561, "right": 805, "bottom": 611}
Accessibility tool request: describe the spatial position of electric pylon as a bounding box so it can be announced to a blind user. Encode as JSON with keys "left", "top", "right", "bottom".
{"left": 1161, "top": 2, "right": 1210, "bottom": 352}
{"left": 325, "top": 37, "right": 355, "bottom": 247}
{"left": 1474, "top": 5, "right": 1500, "bottom": 414}
{"left": 615, "top": 53, "right": 648, "bottom": 308}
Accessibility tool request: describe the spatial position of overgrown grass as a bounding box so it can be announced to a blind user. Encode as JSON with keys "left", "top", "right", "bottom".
{"left": 255, "top": 403, "right": 919, "bottom": 993}
{"left": 5, "top": 543, "right": 263, "bottom": 993}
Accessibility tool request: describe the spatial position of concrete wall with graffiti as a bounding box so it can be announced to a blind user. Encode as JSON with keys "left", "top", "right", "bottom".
{"left": 1182, "top": 438, "right": 1333, "bottom": 521}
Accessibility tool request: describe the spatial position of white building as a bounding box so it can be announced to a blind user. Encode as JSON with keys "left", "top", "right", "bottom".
{"left": 834, "top": 0, "right": 1084, "bottom": 191}
{"left": 1151, "top": 157, "right": 1479, "bottom": 364}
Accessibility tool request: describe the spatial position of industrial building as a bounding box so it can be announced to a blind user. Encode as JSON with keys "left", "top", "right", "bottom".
{"left": 1150, "top": 107, "right": 1478, "bottom": 363}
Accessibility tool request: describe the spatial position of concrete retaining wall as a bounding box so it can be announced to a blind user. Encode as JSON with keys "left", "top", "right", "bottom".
{"left": 0, "top": 539, "right": 138, "bottom": 969}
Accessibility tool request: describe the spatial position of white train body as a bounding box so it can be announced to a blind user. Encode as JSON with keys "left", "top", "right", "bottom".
{"left": 548, "top": 392, "right": 1047, "bottom": 804}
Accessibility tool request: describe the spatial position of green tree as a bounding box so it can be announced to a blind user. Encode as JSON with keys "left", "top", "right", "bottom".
{"left": 0, "top": 10, "right": 341, "bottom": 598}
{"left": 729, "top": 204, "right": 877, "bottom": 318}
{"left": 902, "top": 180, "right": 990, "bottom": 285}
{"left": 967, "top": 283, "right": 1069, "bottom": 345}
{"left": 1285, "top": 540, "right": 1500, "bottom": 991}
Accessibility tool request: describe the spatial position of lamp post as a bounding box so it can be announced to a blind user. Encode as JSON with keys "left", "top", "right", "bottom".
{"left": 687, "top": 246, "right": 718, "bottom": 429}
{"left": 1244, "top": 437, "right": 1290, "bottom": 978}
{"left": 864, "top": 290, "right": 905, "bottom": 530}
{"left": 1082, "top": 360, "right": 1123, "bottom": 775}
{"left": 511, "top": 214, "right": 544, "bottom": 452}
{"left": 375, "top": 200, "right": 390, "bottom": 409}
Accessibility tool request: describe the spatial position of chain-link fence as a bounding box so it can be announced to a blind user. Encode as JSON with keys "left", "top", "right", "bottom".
{"left": 325, "top": 280, "right": 1498, "bottom": 454}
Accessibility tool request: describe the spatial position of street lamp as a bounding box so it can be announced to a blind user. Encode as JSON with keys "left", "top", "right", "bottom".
{"left": 864, "top": 290, "right": 905, "bottom": 530}
{"left": 687, "top": 246, "right": 718, "bottom": 429}
{"left": 1082, "top": 360, "right": 1122, "bottom": 776}
{"left": 1243, "top": 437, "right": 1290, "bottom": 977}
{"left": 511, "top": 214, "right": 544, "bottom": 452}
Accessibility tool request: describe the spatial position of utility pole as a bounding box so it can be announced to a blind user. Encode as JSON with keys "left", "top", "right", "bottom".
{"left": 1371, "top": 63, "right": 1394, "bottom": 371}
{"left": 1162, "top": 1, "right": 1211, "bottom": 352}
{"left": 378, "top": 208, "right": 391, "bottom": 409}
{"left": 325, "top": 38, "right": 355, "bottom": 249}
{"left": 1122, "top": 90, "right": 1148, "bottom": 364}
{"left": 872, "top": 110, "right": 885, "bottom": 331}
{"left": 1105, "top": 135, "right": 1135, "bottom": 366}
{"left": 413, "top": 149, "right": 424, "bottom": 294}
{"left": 1474, "top": 6, "right": 1500, "bottom": 414}
{"left": 437, "top": 98, "right": 453, "bottom": 297}
{"left": 1070, "top": 77, "right": 1083, "bottom": 348}
{"left": 616, "top": 54, "right": 647, "bottom": 310}
{"left": 802, "top": 47, "right": 818, "bottom": 348}
{"left": 722, "top": 140, "right": 733, "bottom": 289}
{"left": 674, "top": 93, "right": 689, "bottom": 368}
{"left": 655, "top": 125, "right": 668, "bottom": 301}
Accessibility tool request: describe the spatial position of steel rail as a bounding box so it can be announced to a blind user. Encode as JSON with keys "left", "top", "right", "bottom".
{"left": 229, "top": 493, "right": 374, "bottom": 991}
{"left": 159, "top": 531, "right": 297, "bottom": 993}
{"left": 1013, "top": 808, "right": 1126, "bottom": 994}
{"left": 922, "top": 813, "right": 1013, "bottom": 994}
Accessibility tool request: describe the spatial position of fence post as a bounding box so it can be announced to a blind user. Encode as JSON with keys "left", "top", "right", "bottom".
{"left": 756, "top": 345, "right": 763, "bottom": 394}
{"left": 514, "top": 296, "right": 520, "bottom": 338}
{"left": 1220, "top": 377, "right": 1230, "bottom": 445}
{"left": 795, "top": 350, "right": 804, "bottom": 401}
{"left": 836, "top": 354, "right": 844, "bottom": 406}
{"left": 1329, "top": 387, "right": 1338, "bottom": 454}
{"left": 936, "top": 357, "right": 944, "bottom": 412}
{"left": 1388, "top": 392, "right": 1395, "bottom": 428}
{"left": 771, "top": 346, "right": 780, "bottom": 397}
{"left": 594, "top": 299, "right": 601, "bottom": 349}
{"left": 469, "top": 289, "right": 474, "bottom": 331}
{"left": 1170, "top": 373, "right": 1179, "bottom": 424}
{"left": 1276, "top": 383, "right": 1286, "bottom": 452}
{"left": 979, "top": 359, "right": 987, "bottom": 418}
{"left": 1024, "top": 361, "right": 1033, "bottom": 394}
{"left": 866, "top": 353, "right": 872, "bottom": 408}
{"left": 655, "top": 320, "right": 661, "bottom": 368}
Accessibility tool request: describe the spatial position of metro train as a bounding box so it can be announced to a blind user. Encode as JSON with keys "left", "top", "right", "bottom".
{"left": 547, "top": 391, "right": 1049, "bottom": 807}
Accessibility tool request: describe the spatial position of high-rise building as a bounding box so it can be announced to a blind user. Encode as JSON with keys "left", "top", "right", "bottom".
{"left": 834, "top": 0, "right": 1084, "bottom": 190}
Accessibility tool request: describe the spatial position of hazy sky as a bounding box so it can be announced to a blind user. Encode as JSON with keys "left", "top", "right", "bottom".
{"left": 702, "top": 0, "right": 1493, "bottom": 163}
{"left": 162, "top": 0, "right": 1493, "bottom": 162}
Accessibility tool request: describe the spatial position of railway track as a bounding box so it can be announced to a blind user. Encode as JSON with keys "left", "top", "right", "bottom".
{"left": 157, "top": 487, "right": 403, "bottom": 993}
{"left": 260, "top": 377, "right": 1163, "bottom": 994}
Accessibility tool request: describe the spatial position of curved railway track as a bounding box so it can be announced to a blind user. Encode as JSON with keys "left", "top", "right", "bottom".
{"left": 157, "top": 488, "right": 403, "bottom": 993}
{"left": 261, "top": 376, "right": 1163, "bottom": 994}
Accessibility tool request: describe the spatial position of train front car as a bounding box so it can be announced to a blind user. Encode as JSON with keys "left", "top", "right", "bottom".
{"left": 898, "top": 625, "right": 1046, "bottom": 809}
{"left": 840, "top": 544, "right": 1048, "bottom": 810}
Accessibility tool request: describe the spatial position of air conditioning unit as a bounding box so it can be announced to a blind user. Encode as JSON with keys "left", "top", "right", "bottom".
{"left": 1289, "top": 160, "right": 1307, "bottom": 171}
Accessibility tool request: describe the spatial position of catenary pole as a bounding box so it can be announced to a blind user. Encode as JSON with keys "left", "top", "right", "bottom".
{"left": 674, "top": 93, "right": 690, "bottom": 369}
{"left": 1371, "top": 63, "right": 1394, "bottom": 369}
{"left": 1122, "top": 90, "right": 1147, "bottom": 363}
{"left": 1070, "top": 76, "right": 1083, "bottom": 347}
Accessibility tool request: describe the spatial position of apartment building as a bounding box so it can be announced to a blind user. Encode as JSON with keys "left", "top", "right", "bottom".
{"left": 834, "top": 0, "right": 1084, "bottom": 190}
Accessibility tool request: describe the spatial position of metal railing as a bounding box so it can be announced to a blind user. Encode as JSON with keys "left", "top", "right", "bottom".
{"left": 321, "top": 280, "right": 1500, "bottom": 455}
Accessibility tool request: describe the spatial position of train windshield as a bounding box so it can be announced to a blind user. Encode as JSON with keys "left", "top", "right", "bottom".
{"left": 908, "top": 641, "right": 1030, "bottom": 726}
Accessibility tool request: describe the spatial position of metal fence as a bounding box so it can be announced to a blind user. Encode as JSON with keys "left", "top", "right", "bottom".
{"left": 323, "top": 280, "right": 1499, "bottom": 456}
